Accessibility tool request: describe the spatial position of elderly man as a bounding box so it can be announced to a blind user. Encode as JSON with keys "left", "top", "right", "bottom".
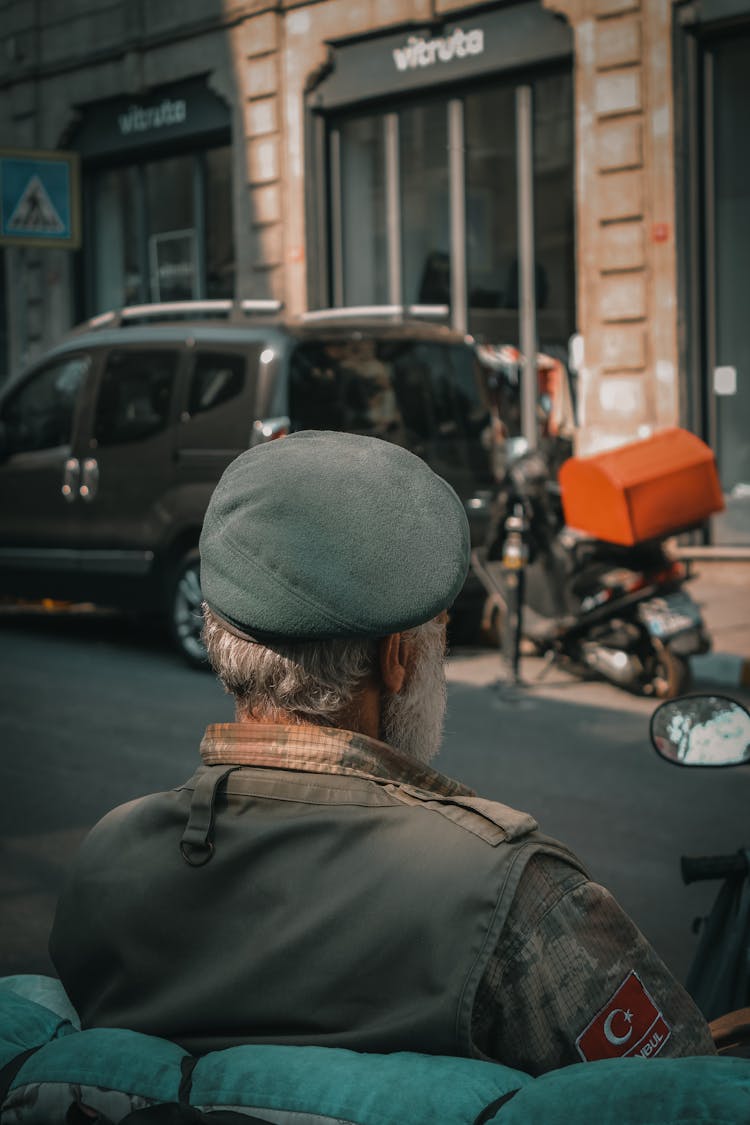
{"left": 49, "top": 431, "right": 714, "bottom": 1074}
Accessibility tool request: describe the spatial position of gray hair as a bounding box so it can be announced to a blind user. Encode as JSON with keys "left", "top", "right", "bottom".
{"left": 202, "top": 604, "right": 381, "bottom": 724}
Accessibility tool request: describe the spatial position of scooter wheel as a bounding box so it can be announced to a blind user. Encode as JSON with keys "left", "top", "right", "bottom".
{"left": 642, "top": 638, "right": 691, "bottom": 699}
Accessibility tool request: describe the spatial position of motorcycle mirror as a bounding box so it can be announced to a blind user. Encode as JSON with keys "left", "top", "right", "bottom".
{"left": 650, "top": 694, "right": 750, "bottom": 768}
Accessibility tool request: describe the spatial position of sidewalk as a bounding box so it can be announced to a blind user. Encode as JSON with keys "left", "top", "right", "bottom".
{"left": 447, "top": 559, "right": 750, "bottom": 698}
{"left": 687, "top": 560, "right": 750, "bottom": 688}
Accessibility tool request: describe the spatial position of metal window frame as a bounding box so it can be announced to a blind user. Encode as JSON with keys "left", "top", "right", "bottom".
{"left": 328, "top": 114, "right": 403, "bottom": 308}
{"left": 673, "top": 7, "right": 750, "bottom": 550}
{"left": 702, "top": 46, "right": 719, "bottom": 456}
{"left": 310, "top": 113, "right": 329, "bottom": 307}
{"left": 193, "top": 152, "right": 207, "bottom": 301}
{"left": 135, "top": 163, "right": 149, "bottom": 304}
{"left": 316, "top": 70, "right": 558, "bottom": 391}
{"left": 448, "top": 98, "right": 467, "bottom": 335}
{"left": 515, "top": 84, "right": 538, "bottom": 449}
{"left": 673, "top": 11, "right": 705, "bottom": 445}
{"left": 329, "top": 128, "right": 344, "bottom": 307}
{"left": 384, "top": 112, "right": 402, "bottom": 307}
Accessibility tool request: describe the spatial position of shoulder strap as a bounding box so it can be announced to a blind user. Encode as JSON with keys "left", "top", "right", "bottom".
{"left": 387, "top": 783, "right": 538, "bottom": 845}
{"left": 119, "top": 1057, "right": 276, "bottom": 1123}
{"left": 180, "top": 766, "right": 242, "bottom": 866}
{"left": 0, "top": 1044, "right": 43, "bottom": 1105}
{"left": 472, "top": 1087, "right": 522, "bottom": 1124}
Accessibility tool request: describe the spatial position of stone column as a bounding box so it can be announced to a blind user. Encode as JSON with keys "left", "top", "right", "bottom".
{"left": 229, "top": 7, "right": 285, "bottom": 303}
{"left": 545, "top": 0, "right": 679, "bottom": 453}
{"left": 277, "top": 0, "right": 434, "bottom": 315}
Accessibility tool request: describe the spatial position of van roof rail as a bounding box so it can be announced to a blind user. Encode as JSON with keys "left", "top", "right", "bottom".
{"left": 81, "top": 299, "right": 283, "bottom": 330}
{"left": 300, "top": 304, "right": 450, "bottom": 323}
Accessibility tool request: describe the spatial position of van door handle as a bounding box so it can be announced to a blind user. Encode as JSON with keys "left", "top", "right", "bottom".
{"left": 80, "top": 457, "right": 99, "bottom": 502}
{"left": 62, "top": 458, "right": 80, "bottom": 502}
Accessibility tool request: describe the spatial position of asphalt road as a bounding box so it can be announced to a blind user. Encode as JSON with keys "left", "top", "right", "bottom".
{"left": 1, "top": 607, "right": 748, "bottom": 994}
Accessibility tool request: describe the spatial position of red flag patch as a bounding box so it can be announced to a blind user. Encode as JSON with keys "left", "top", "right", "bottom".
{"left": 576, "top": 971, "right": 671, "bottom": 1062}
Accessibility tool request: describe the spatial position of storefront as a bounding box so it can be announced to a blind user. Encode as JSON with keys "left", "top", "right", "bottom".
{"left": 70, "top": 77, "right": 234, "bottom": 319}
{"left": 2, "top": 0, "right": 747, "bottom": 552}
{"left": 305, "top": 4, "right": 575, "bottom": 361}
{"left": 676, "top": 0, "right": 750, "bottom": 546}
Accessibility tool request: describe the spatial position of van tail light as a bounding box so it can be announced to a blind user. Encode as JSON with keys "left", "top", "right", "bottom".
{"left": 250, "top": 415, "right": 290, "bottom": 447}
{"left": 601, "top": 568, "right": 647, "bottom": 594}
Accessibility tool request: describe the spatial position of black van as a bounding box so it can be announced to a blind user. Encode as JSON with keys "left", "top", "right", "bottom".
{"left": 0, "top": 302, "right": 495, "bottom": 664}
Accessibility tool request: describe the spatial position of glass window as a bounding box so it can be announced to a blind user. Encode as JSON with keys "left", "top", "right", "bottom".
{"left": 1, "top": 355, "right": 89, "bottom": 455}
{"left": 181, "top": 350, "right": 257, "bottom": 449}
{"left": 145, "top": 154, "right": 196, "bottom": 302}
{"left": 289, "top": 338, "right": 486, "bottom": 444}
{"left": 94, "top": 350, "right": 178, "bottom": 446}
{"left": 390, "top": 342, "right": 490, "bottom": 489}
{"left": 0, "top": 247, "right": 8, "bottom": 384}
{"left": 325, "top": 68, "right": 574, "bottom": 350}
{"left": 338, "top": 116, "right": 388, "bottom": 305}
{"left": 713, "top": 36, "right": 750, "bottom": 504}
{"left": 189, "top": 353, "right": 245, "bottom": 415}
{"left": 400, "top": 102, "right": 450, "bottom": 306}
{"left": 205, "top": 147, "right": 235, "bottom": 298}
{"left": 92, "top": 167, "right": 143, "bottom": 312}
{"left": 464, "top": 84, "right": 518, "bottom": 343}
{"left": 289, "top": 338, "right": 399, "bottom": 436}
{"left": 88, "top": 144, "right": 233, "bottom": 315}
{"left": 533, "top": 70, "right": 575, "bottom": 350}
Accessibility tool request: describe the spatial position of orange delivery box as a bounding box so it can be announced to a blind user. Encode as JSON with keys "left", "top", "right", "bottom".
{"left": 558, "top": 427, "right": 725, "bottom": 546}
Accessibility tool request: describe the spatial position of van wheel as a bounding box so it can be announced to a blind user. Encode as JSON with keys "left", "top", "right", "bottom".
{"left": 169, "top": 550, "right": 208, "bottom": 669}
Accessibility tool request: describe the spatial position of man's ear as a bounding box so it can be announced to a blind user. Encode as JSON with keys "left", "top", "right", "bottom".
{"left": 379, "top": 632, "right": 410, "bottom": 695}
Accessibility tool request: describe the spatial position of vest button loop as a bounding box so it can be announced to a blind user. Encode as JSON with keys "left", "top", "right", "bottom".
{"left": 180, "top": 839, "right": 215, "bottom": 867}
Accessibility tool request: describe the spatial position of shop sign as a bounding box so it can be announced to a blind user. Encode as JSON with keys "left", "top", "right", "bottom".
{"left": 310, "top": 2, "right": 572, "bottom": 111}
{"left": 0, "top": 148, "right": 80, "bottom": 249}
{"left": 72, "top": 78, "right": 230, "bottom": 160}
{"left": 395, "top": 27, "right": 483, "bottom": 71}
{"left": 392, "top": 28, "right": 485, "bottom": 71}
{"left": 117, "top": 98, "right": 187, "bottom": 137}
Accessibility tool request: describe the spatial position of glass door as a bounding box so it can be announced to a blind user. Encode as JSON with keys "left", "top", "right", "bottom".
{"left": 326, "top": 68, "right": 575, "bottom": 445}
{"left": 86, "top": 145, "right": 234, "bottom": 316}
{"left": 704, "top": 32, "right": 750, "bottom": 544}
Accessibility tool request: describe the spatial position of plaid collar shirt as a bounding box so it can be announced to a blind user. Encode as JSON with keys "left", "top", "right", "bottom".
{"left": 200, "top": 722, "right": 475, "bottom": 798}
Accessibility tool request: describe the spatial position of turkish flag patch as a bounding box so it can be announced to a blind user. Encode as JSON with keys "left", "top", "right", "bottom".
{"left": 576, "top": 971, "right": 671, "bottom": 1061}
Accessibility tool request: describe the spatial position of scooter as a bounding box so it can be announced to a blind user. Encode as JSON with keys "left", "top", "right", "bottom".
{"left": 650, "top": 692, "right": 750, "bottom": 1056}
{"left": 474, "top": 441, "right": 711, "bottom": 698}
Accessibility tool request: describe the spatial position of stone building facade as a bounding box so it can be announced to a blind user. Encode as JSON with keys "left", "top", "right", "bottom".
{"left": 1, "top": 0, "right": 748, "bottom": 545}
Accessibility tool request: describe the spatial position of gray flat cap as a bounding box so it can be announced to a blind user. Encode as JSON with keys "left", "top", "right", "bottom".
{"left": 199, "top": 430, "right": 470, "bottom": 641}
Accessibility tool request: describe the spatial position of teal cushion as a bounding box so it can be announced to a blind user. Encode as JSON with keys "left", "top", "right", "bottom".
{"left": 0, "top": 982, "right": 77, "bottom": 1069}
{"left": 0, "top": 973, "right": 79, "bottom": 1028}
{"left": 3, "top": 976, "right": 750, "bottom": 1125}
{"left": 0, "top": 976, "right": 528, "bottom": 1124}
{"left": 191, "top": 1044, "right": 530, "bottom": 1125}
{"left": 495, "top": 1055, "right": 750, "bottom": 1125}
{"left": 11, "top": 1028, "right": 187, "bottom": 1102}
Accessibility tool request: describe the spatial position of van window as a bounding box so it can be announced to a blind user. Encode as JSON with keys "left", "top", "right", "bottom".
{"left": 180, "top": 349, "right": 258, "bottom": 451}
{"left": 289, "top": 339, "right": 487, "bottom": 445}
{"left": 188, "top": 353, "right": 245, "bottom": 416}
{"left": 1, "top": 355, "right": 89, "bottom": 455}
{"left": 94, "top": 350, "right": 178, "bottom": 446}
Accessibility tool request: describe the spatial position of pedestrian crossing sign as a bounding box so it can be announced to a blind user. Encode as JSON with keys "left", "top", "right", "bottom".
{"left": 0, "top": 148, "right": 80, "bottom": 249}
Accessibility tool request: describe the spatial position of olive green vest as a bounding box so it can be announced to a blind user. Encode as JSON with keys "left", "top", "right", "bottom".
{"left": 50, "top": 765, "right": 583, "bottom": 1056}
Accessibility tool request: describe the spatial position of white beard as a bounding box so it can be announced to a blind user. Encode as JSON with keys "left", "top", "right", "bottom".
{"left": 380, "top": 619, "right": 447, "bottom": 766}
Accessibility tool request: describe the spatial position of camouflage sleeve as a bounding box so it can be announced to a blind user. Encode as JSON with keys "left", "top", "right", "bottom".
{"left": 471, "top": 854, "right": 716, "bottom": 1075}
